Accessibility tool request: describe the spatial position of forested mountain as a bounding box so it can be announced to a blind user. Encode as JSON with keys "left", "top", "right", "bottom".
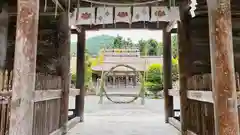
{"left": 71, "top": 35, "right": 115, "bottom": 56}
{"left": 71, "top": 34, "right": 178, "bottom": 58}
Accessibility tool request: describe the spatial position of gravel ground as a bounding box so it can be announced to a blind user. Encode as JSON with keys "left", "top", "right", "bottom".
{"left": 67, "top": 96, "right": 180, "bottom": 135}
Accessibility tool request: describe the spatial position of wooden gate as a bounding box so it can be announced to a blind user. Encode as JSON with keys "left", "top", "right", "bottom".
{"left": 0, "top": 71, "right": 81, "bottom": 135}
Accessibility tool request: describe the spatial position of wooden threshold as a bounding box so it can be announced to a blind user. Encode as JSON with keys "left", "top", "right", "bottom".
{"left": 168, "top": 117, "right": 197, "bottom": 135}
{"left": 49, "top": 117, "right": 80, "bottom": 135}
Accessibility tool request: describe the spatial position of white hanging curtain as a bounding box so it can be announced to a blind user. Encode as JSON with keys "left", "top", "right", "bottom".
{"left": 132, "top": 6, "right": 149, "bottom": 22}
{"left": 75, "top": 7, "right": 95, "bottom": 25}
{"left": 115, "top": 7, "right": 131, "bottom": 23}
{"left": 96, "top": 7, "right": 114, "bottom": 24}
{"left": 151, "top": 6, "right": 169, "bottom": 22}
{"left": 168, "top": 7, "right": 180, "bottom": 21}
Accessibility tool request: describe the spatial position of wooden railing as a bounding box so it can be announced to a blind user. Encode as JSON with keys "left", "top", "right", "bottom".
{"left": 0, "top": 72, "right": 82, "bottom": 135}
{"left": 167, "top": 73, "right": 240, "bottom": 135}
{"left": 168, "top": 89, "right": 240, "bottom": 104}
{"left": 0, "top": 88, "right": 81, "bottom": 135}
{"left": 0, "top": 88, "right": 80, "bottom": 103}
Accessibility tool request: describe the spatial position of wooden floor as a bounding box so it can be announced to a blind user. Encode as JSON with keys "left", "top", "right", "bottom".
{"left": 67, "top": 96, "right": 180, "bottom": 135}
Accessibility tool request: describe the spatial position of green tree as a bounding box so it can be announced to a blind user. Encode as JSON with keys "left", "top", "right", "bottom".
{"left": 137, "top": 40, "right": 147, "bottom": 56}
{"left": 71, "top": 51, "right": 93, "bottom": 90}
{"left": 112, "top": 35, "right": 124, "bottom": 48}
{"left": 110, "top": 35, "right": 137, "bottom": 49}
{"left": 147, "top": 39, "right": 159, "bottom": 56}
{"left": 157, "top": 42, "right": 163, "bottom": 56}
{"left": 137, "top": 39, "right": 162, "bottom": 56}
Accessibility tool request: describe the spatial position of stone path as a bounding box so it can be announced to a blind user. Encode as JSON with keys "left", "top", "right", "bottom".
{"left": 67, "top": 96, "right": 180, "bottom": 135}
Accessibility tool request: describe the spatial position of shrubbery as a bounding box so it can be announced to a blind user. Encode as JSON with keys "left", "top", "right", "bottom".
{"left": 71, "top": 52, "right": 93, "bottom": 91}
{"left": 145, "top": 58, "right": 179, "bottom": 97}
{"left": 172, "top": 58, "right": 179, "bottom": 82}
{"left": 145, "top": 64, "right": 164, "bottom": 97}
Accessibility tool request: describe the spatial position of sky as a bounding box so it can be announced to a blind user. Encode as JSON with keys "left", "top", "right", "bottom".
{"left": 71, "top": 29, "right": 163, "bottom": 43}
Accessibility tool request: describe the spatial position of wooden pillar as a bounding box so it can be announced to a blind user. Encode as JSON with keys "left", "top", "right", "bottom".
{"left": 75, "top": 29, "right": 85, "bottom": 122}
{"left": 207, "top": 0, "right": 240, "bottom": 134}
{"left": 0, "top": 5, "right": 8, "bottom": 69}
{"left": 178, "top": 4, "right": 191, "bottom": 135}
{"left": 163, "top": 24, "right": 174, "bottom": 123}
{"left": 58, "top": 12, "right": 71, "bottom": 133}
{"left": 9, "top": 0, "right": 39, "bottom": 135}
{"left": 113, "top": 75, "right": 116, "bottom": 88}
{"left": 126, "top": 75, "right": 129, "bottom": 87}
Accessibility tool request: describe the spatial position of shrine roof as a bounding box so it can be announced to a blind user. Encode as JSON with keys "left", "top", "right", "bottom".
{"left": 91, "top": 56, "right": 163, "bottom": 72}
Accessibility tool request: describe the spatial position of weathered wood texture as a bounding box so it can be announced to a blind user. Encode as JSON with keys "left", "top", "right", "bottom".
{"left": 9, "top": 0, "right": 39, "bottom": 134}
{"left": 168, "top": 117, "right": 181, "bottom": 131}
{"left": 0, "top": 70, "right": 12, "bottom": 135}
{"left": 163, "top": 25, "right": 174, "bottom": 123}
{"left": 185, "top": 73, "right": 240, "bottom": 135}
{"left": 189, "top": 0, "right": 240, "bottom": 74}
{"left": 178, "top": 4, "right": 191, "bottom": 135}
{"left": 75, "top": 30, "right": 85, "bottom": 122}
{"left": 187, "top": 74, "right": 215, "bottom": 135}
{"left": 32, "top": 74, "right": 62, "bottom": 135}
{"left": 58, "top": 11, "right": 71, "bottom": 134}
{"left": 49, "top": 117, "right": 80, "bottom": 135}
{"left": 207, "top": 0, "right": 240, "bottom": 135}
{"left": 0, "top": 6, "right": 8, "bottom": 69}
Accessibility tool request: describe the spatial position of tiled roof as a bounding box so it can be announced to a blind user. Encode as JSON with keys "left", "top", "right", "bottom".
{"left": 92, "top": 56, "right": 163, "bottom": 71}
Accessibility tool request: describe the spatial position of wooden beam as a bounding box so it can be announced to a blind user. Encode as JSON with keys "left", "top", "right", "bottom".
{"left": 188, "top": 91, "right": 240, "bottom": 105}
{"left": 9, "top": 12, "right": 60, "bottom": 16}
{"left": 187, "top": 90, "right": 213, "bottom": 103}
{"left": 178, "top": 3, "right": 191, "bottom": 135}
{"left": 0, "top": 5, "right": 8, "bottom": 69}
{"left": 1, "top": 88, "right": 80, "bottom": 103}
{"left": 166, "top": 21, "right": 177, "bottom": 32}
{"left": 163, "top": 24, "right": 174, "bottom": 123}
{"left": 9, "top": 89, "right": 240, "bottom": 104}
{"left": 80, "top": 22, "right": 165, "bottom": 30}
{"left": 207, "top": 0, "right": 240, "bottom": 134}
{"left": 58, "top": 11, "right": 71, "bottom": 134}
{"left": 0, "top": 90, "right": 11, "bottom": 97}
{"left": 168, "top": 89, "right": 180, "bottom": 97}
{"left": 75, "top": 29, "right": 86, "bottom": 122}
{"left": 69, "top": 88, "right": 80, "bottom": 97}
{"left": 34, "top": 90, "right": 62, "bottom": 102}
{"left": 9, "top": 0, "right": 39, "bottom": 134}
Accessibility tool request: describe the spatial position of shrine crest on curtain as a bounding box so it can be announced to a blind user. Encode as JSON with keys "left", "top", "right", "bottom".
{"left": 75, "top": 7, "right": 95, "bottom": 25}
{"left": 132, "top": 7, "right": 150, "bottom": 22}
{"left": 151, "top": 6, "right": 169, "bottom": 22}
{"left": 70, "top": 6, "right": 180, "bottom": 26}
{"left": 96, "top": 7, "right": 114, "bottom": 24}
{"left": 115, "top": 7, "right": 131, "bottom": 23}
